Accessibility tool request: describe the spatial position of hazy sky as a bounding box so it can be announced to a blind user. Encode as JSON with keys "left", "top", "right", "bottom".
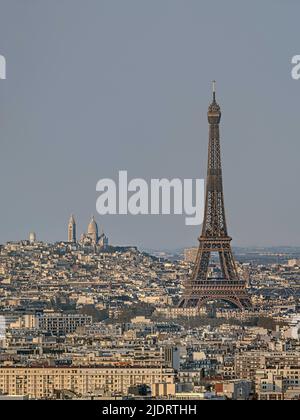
{"left": 0, "top": 0, "right": 299, "bottom": 249}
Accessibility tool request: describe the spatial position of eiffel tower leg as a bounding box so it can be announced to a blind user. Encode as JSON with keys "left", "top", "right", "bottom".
{"left": 219, "top": 250, "right": 230, "bottom": 280}
{"left": 223, "top": 249, "right": 239, "bottom": 279}
{"left": 192, "top": 249, "right": 210, "bottom": 281}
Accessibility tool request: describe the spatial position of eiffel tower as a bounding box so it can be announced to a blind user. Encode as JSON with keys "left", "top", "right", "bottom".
{"left": 179, "top": 82, "right": 251, "bottom": 310}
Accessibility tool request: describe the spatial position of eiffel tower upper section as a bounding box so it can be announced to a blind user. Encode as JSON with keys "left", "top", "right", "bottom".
{"left": 202, "top": 80, "right": 228, "bottom": 240}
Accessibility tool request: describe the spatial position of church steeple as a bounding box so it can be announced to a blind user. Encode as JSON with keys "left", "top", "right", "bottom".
{"left": 68, "top": 214, "right": 76, "bottom": 243}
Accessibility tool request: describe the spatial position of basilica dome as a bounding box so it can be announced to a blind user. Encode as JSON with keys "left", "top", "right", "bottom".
{"left": 88, "top": 216, "right": 98, "bottom": 237}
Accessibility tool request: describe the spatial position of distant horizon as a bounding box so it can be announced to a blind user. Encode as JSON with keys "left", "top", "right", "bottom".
{"left": 2, "top": 234, "right": 300, "bottom": 253}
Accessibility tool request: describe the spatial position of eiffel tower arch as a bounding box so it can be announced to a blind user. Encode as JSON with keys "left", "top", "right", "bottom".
{"left": 179, "top": 82, "right": 252, "bottom": 310}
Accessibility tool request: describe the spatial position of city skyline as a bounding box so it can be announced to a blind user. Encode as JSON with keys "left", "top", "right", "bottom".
{"left": 0, "top": 1, "right": 299, "bottom": 403}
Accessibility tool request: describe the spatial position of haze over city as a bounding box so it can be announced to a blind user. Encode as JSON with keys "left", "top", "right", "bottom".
{"left": 0, "top": 0, "right": 299, "bottom": 249}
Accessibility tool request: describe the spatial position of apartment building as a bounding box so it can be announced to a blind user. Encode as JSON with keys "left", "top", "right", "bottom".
{"left": 235, "top": 352, "right": 300, "bottom": 382}
{"left": 38, "top": 314, "right": 92, "bottom": 336}
{"left": 0, "top": 367, "right": 175, "bottom": 399}
{"left": 256, "top": 367, "right": 300, "bottom": 400}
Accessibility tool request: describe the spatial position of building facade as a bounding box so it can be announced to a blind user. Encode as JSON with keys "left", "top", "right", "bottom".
{"left": 0, "top": 367, "right": 175, "bottom": 399}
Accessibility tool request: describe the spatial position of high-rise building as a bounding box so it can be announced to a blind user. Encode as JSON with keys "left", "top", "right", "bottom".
{"left": 68, "top": 214, "right": 76, "bottom": 243}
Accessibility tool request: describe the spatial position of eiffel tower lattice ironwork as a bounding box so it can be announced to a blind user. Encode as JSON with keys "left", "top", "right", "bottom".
{"left": 179, "top": 82, "right": 251, "bottom": 310}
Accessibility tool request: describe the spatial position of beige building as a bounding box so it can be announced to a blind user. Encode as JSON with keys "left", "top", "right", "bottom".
{"left": 235, "top": 352, "right": 300, "bottom": 382}
{"left": 184, "top": 248, "right": 198, "bottom": 263}
{"left": 151, "top": 382, "right": 176, "bottom": 397}
{"left": 287, "top": 259, "right": 300, "bottom": 267}
{"left": 0, "top": 367, "right": 175, "bottom": 399}
{"left": 155, "top": 307, "right": 206, "bottom": 319}
{"left": 256, "top": 367, "right": 300, "bottom": 400}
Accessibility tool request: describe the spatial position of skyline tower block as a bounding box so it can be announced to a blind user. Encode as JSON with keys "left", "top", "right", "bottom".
{"left": 68, "top": 214, "right": 76, "bottom": 243}
{"left": 179, "top": 83, "right": 252, "bottom": 310}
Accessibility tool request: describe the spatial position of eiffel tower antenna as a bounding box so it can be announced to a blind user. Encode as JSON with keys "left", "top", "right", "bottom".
{"left": 212, "top": 80, "right": 216, "bottom": 101}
